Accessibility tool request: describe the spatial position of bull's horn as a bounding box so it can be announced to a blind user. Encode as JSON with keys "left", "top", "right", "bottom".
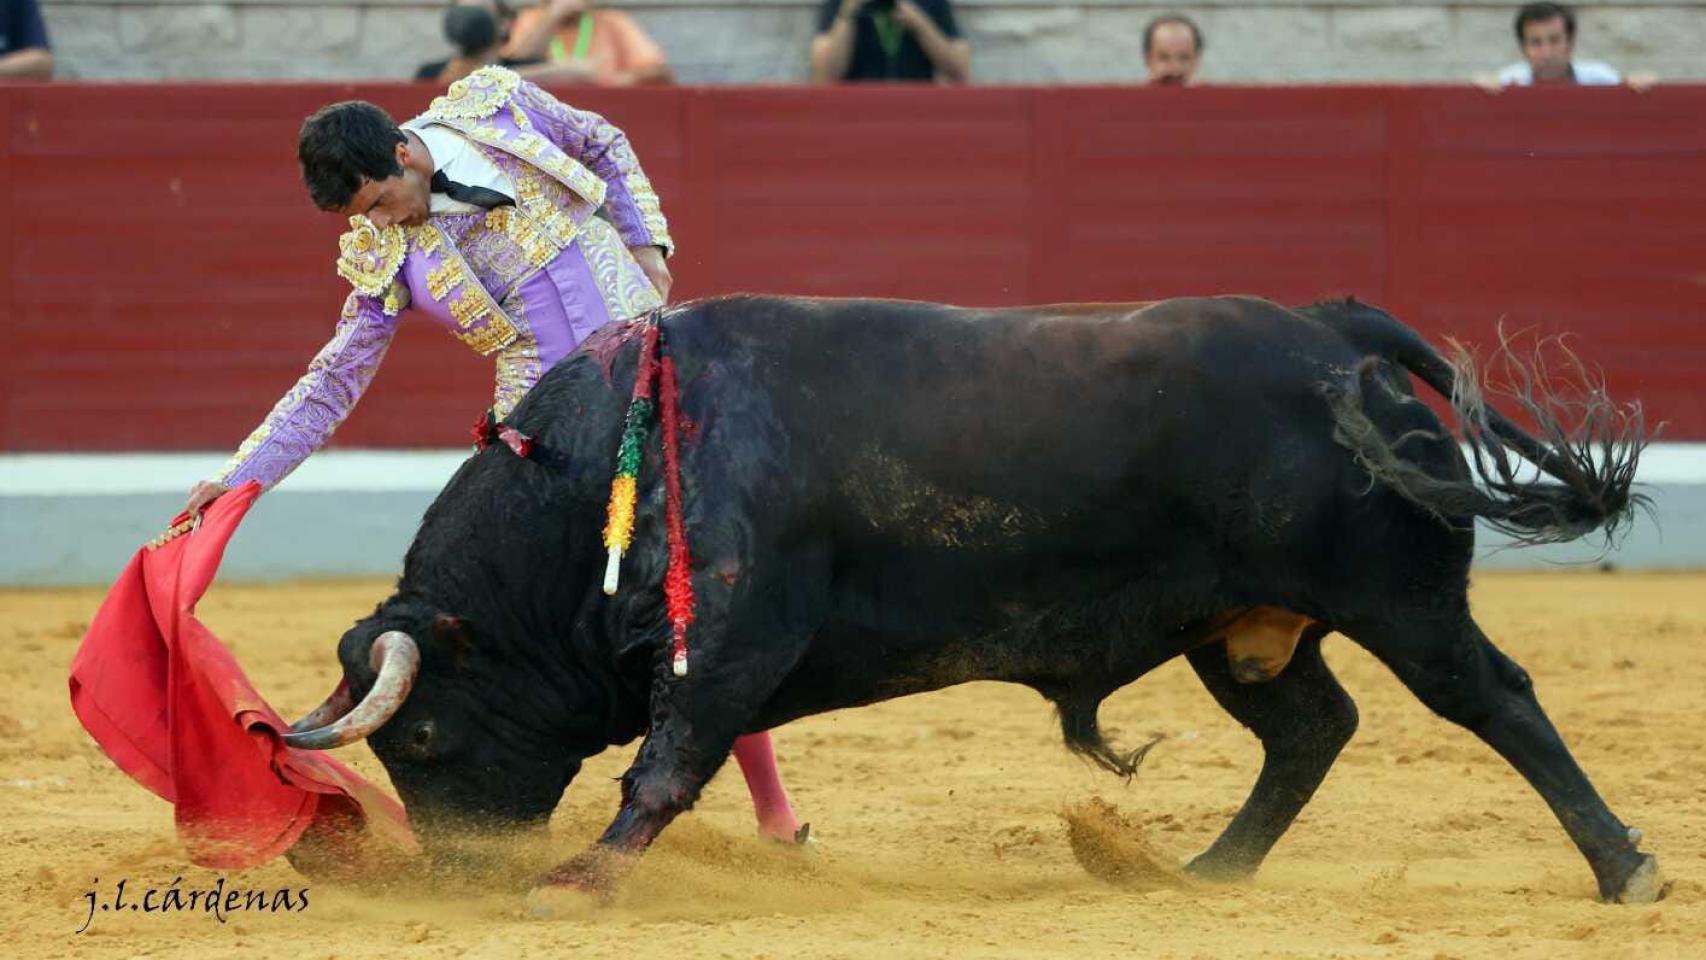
{"left": 288, "top": 680, "right": 354, "bottom": 733}
{"left": 283, "top": 631, "right": 421, "bottom": 750}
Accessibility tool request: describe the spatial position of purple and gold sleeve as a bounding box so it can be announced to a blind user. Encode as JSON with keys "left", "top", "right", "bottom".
{"left": 513, "top": 80, "right": 673, "bottom": 256}
{"left": 214, "top": 293, "right": 402, "bottom": 491}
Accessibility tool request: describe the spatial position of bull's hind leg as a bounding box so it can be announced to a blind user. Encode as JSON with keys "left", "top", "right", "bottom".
{"left": 1345, "top": 612, "right": 1661, "bottom": 903}
{"left": 1185, "top": 626, "right": 1358, "bottom": 880}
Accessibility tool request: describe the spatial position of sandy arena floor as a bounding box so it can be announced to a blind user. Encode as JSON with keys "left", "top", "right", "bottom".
{"left": 1, "top": 572, "right": 1702, "bottom": 958}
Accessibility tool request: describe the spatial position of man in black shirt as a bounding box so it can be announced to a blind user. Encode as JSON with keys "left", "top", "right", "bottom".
{"left": 1, "top": 0, "right": 53, "bottom": 80}
{"left": 811, "top": 0, "right": 969, "bottom": 84}
{"left": 414, "top": 0, "right": 544, "bottom": 84}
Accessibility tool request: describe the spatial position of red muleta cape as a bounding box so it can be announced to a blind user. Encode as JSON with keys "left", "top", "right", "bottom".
{"left": 68, "top": 482, "right": 417, "bottom": 879}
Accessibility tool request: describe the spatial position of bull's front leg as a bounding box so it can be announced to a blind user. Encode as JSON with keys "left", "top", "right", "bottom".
{"left": 539, "top": 691, "right": 746, "bottom": 893}
{"left": 537, "top": 547, "right": 824, "bottom": 899}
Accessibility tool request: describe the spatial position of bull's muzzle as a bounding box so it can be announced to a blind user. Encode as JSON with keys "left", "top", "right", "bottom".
{"left": 283, "top": 630, "right": 421, "bottom": 750}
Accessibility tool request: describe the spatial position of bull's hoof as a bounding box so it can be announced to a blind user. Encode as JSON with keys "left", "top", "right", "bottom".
{"left": 523, "top": 882, "right": 603, "bottom": 920}
{"left": 526, "top": 849, "right": 625, "bottom": 917}
{"left": 526, "top": 851, "right": 623, "bottom": 918}
{"left": 1611, "top": 854, "right": 1665, "bottom": 905}
{"left": 1182, "top": 851, "right": 1256, "bottom": 883}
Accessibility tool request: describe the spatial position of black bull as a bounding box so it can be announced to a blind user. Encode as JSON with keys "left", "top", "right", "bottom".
{"left": 289, "top": 294, "right": 1659, "bottom": 903}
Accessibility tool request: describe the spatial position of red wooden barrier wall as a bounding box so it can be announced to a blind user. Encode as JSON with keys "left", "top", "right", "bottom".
{"left": 2, "top": 83, "right": 1702, "bottom": 450}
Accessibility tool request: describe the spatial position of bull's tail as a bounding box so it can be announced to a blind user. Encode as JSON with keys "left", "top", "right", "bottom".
{"left": 1056, "top": 693, "right": 1165, "bottom": 781}
{"left": 1304, "top": 299, "right": 1652, "bottom": 547}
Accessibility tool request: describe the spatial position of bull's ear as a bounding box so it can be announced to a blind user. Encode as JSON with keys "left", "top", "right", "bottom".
{"left": 430, "top": 613, "right": 475, "bottom": 671}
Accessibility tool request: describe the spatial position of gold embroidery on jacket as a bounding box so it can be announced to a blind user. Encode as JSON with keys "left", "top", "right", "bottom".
{"left": 437, "top": 237, "right": 520, "bottom": 356}
{"left": 430, "top": 116, "right": 608, "bottom": 210}
{"left": 335, "top": 216, "right": 407, "bottom": 297}
{"left": 415, "top": 226, "right": 443, "bottom": 255}
{"left": 382, "top": 280, "right": 410, "bottom": 317}
{"left": 491, "top": 294, "right": 541, "bottom": 420}
{"left": 429, "top": 65, "right": 520, "bottom": 121}
{"left": 426, "top": 261, "right": 465, "bottom": 301}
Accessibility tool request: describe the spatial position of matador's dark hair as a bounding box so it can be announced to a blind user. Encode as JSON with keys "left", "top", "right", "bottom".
{"left": 298, "top": 101, "right": 407, "bottom": 211}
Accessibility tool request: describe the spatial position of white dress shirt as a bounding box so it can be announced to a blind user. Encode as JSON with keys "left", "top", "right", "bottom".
{"left": 401, "top": 118, "right": 517, "bottom": 215}
{"left": 1495, "top": 59, "right": 1622, "bottom": 86}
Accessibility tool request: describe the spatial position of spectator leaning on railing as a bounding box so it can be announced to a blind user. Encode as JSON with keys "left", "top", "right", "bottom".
{"left": 504, "top": 0, "right": 673, "bottom": 86}
{"left": 811, "top": 0, "right": 969, "bottom": 84}
{"left": 1142, "top": 13, "right": 1202, "bottom": 86}
{"left": 1476, "top": 2, "right": 1655, "bottom": 92}
{"left": 1, "top": 0, "right": 53, "bottom": 80}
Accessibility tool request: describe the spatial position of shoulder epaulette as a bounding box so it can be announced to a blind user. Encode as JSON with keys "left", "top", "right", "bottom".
{"left": 426, "top": 66, "right": 521, "bottom": 122}
{"left": 336, "top": 215, "right": 408, "bottom": 301}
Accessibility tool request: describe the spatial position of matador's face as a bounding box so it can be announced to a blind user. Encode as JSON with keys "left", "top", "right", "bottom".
{"left": 338, "top": 138, "right": 433, "bottom": 230}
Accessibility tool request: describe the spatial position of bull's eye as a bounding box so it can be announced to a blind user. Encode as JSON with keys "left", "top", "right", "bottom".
{"left": 409, "top": 720, "right": 436, "bottom": 756}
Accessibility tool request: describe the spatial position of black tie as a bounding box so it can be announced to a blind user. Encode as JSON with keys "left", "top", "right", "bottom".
{"left": 430, "top": 169, "right": 514, "bottom": 210}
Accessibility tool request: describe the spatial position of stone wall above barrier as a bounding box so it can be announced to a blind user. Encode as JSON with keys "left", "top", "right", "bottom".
{"left": 38, "top": 1, "right": 1706, "bottom": 85}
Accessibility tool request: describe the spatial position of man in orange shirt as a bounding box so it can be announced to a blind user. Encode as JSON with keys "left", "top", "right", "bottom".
{"left": 505, "top": 0, "right": 673, "bottom": 85}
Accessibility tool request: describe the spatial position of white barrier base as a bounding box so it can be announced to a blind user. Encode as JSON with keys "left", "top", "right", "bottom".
{"left": 2, "top": 447, "right": 1701, "bottom": 585}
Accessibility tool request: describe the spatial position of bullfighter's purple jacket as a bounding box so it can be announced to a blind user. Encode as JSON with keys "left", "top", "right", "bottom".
{"left": 216, "top": 66, "right": 671, "bottom": 491}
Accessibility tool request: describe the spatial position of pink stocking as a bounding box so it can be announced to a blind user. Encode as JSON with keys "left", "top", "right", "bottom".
{"left": 732, "top": 731, "right": 803, "bottom": 841}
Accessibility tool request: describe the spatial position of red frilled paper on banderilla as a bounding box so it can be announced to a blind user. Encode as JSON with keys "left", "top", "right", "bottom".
{"left": 68, "top": 481, "right": 417, "bottom": 880}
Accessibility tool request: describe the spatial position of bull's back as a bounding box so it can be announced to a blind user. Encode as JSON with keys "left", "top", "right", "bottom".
{"left": 665, "top": 294, "right": 1378, "bottom": 558}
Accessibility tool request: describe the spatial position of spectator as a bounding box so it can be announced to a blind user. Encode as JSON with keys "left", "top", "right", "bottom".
{"left": 414, "top": 1, "right": 542, "bottom": 84}
{"left": 811, "top": 0, "right": 969, "bottom": 85}
{"left": 504, "top": 0, "right": 672, "bottom": 86}
{"left": 1143, "top": 13, "right": 1202, "bottom": 86}
{"left": 1478, "top": 2, "right": 1655, "bottom": 91}
{"left": 0, "top": 0, "right": 53, "bottom": 80}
